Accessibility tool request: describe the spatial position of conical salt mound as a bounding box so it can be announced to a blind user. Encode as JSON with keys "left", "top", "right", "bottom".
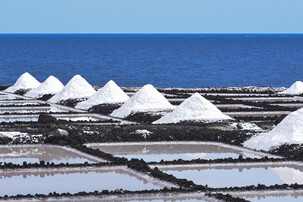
{"left": 5, "top": 72, "right": 41, "bottom": 93}
{"left": 25, "top": 76, "right": 64, "bottom": 98}
{"left": 110, "top": 84, "right": 174, "bottom": 118}
{"left": 75, "top": 80, "right": 129, "bottom": 110}
{"left": 48, "top": 75, "right": 96, "bottom": 103}
{"left": 153, "top": 93, "right": 232, "bottom": 124}
{"left": 279, "top": 81, "right": 303, "bottom": 95}
{"left": 243, "top": 108, "right": 303, "bottom": 151}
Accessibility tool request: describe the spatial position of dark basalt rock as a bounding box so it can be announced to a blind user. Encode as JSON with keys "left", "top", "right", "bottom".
{"left": 0, "top": 86, "right": 9, "bottom": 91}
{"left": 37, "top": 94, "right": 54, "bottom": 101}
{"left": 126, "top": 112, "right": 163, "bottom": 123}
{"left": 88, "top": 103, "right": 122, "bottom": 115}
{"left": 59, "top": 98, "right": 86, "bottom": 107}
{"left": 38, "top": 113, "right": 57, "bottom": 124}
{"left": 271, "top": 144, "right": 303, "bottom": 161}
{"left": 14, "top": 89, "right": 30, "bottom": 95}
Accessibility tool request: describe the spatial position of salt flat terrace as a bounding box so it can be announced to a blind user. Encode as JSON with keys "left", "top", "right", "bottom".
{"left": 0, "top": 166, "right": 175, "bottom": 197}
{"left": 1, "top": 87, "right": 303, "bottom": 201}
{"left": 0, "top": 113, "right": 108, "bottom": 123}
{"left": 32, "top": 192, "right": 219, "bottom": 202}
{"left": 87, "top": 141, "right": 277, "bottom": 163}
{"left": 157, "top": 162, "right": 303, "bottom": 188}
{"left": 224, "top": 111, "right": 290, "bottom": 117}
{"left": 0, "top": 144, "right": 106, "bottom": 164}
{"left": 230, "top": 190, "right": 303, "bottom": 202}
{"left": 231, "top": 96, "right": 303, "bottom": 102}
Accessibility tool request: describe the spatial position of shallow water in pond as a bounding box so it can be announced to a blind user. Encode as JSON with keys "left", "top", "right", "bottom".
{"left": 0, "top": 109, "right": 47, "bottom": 114}
{"left": 0, "top": 102, "right": 39, "bottom": 106}
{"left": 89, "top": 143, "right": 262, "bottom": 162}
{"left": 161, "top": 165, "right": 303, "bottom": 188}
{"left": 0, "top": 168, "right": 162, "bottom": 196}
{"left": 242, "top": 193, "right": 303, "bottom": 202}
{"left": 0, "top": 95, "right": 21, "bottom": 100}
{"left": 0, "top": 117, "right": 38, "bottom": 122}
{"left": 0, "top": 146, "right": 100, "bottom": 164}
{"left": 0, "top": 116, "right": 98, "bottom": 123}
{"left": 127, "top": 199, "right": 205, "bottom": 202}
{"left": 57, "top": 117, "right": 100, "bottom": 122}
{"left": 245, "top": 196, "right": 303, "bottom": 202}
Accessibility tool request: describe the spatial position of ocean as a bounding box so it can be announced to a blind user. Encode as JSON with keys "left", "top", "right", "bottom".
{"left": 0, "top": 34, "right": 302, "bottom": 88}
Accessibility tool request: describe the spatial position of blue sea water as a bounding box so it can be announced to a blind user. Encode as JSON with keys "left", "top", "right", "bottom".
{"left": 0, "top": 34, "right": 303, "bottom": 88}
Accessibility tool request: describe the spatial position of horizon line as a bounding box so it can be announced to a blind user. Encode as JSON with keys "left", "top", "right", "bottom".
{"left": 1, "top": 33, "right": 303, "bottom": 35}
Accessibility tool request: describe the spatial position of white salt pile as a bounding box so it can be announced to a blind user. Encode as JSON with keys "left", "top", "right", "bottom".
{"left": 5, "top": 72, "right": 41, "bottom": 93}
{"left": 153, "top": 93, "right": 232, "bottom": 124}
{"left": 243, "top": 108, "right": 303, "bottom": 151}
{"left": 279, "top": 81, "right": 303, "bottom": 95}
{"left": 25, "top": 75, "right": 64, "bottom": 98}
{"left": 48, "top": 75, "right": 96, "bottom": 103}
{"left": 110, "top": 84, "right": 174, "bottom": 118}
{"left": 75, "top": 80, "right": 129, "bottom": 110}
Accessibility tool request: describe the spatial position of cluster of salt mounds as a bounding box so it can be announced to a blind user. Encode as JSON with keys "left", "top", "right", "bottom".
{"left": 25, "top": 76, "right": 64, "bottom": 98}
{"left": 48, "top": 75, "right": 96, "bottom": 103}
{"left": 243, "top": 108, "right": 303, "bottom": 151}
{"left": 279, "top": 81, "right": 303, "bottom": 95}
{"left": 110, "top": 84, "right": 174, "bottom": 118}
{"left": 153, "top": 93, "right": 232, "bottom": 124}
{"left": 5, "top": 72, "right": 41, "bottom": 93}
{"left": 75, "top": 80, "right": 129, "bottom": 110}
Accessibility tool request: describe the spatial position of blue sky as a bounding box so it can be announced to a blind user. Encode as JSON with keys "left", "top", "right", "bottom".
{"left": 0, "top": 0, "right": 303, "bottom": 33}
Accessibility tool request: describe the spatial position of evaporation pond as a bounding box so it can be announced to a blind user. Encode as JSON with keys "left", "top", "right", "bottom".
{"left": 238, "top": 192, "right": 303, "bottom": 202}
{"left": 0, "top": 117, "right": 38, "bottom": 122}
{"left": 0, "top": 167, "right": 163, "bottom": 196}
{"left": 42, "top": 194, "right": 210, "bottom": 202}
{"left": 57, "top": 117, "right": 100, "bottom": 122}
{"left": 89, "top": 143, "right": 262, "bottom": 162}
{"left": 0, "top": 109, "right": 48, "bottom": 114}
{"left": 0, "top": 102, "right": 40, "bottom": 106}
{"left": 0, "top": 145, "right": 102, "bottom": 164}
{"left": 0, "top": 95, "right": 18, "bottom": 100}
{"left": 160, "top": 164, "right": 303, "bottom": 188}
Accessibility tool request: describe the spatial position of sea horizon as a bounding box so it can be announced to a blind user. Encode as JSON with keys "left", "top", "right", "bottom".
{"left": 1, "top": 34, "right": 302, "bottom": 88}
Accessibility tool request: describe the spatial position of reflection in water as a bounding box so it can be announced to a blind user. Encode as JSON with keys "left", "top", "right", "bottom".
{"left": 0, "top": 146, "right": 98, "bottom": 164}
{"left": 0, "top": 116, "right": 98, "bottom": 123}
{"left": 0, "top": 110, "right": 47, "bottom": 114}
{"left": 90, "top": 143, "right": 260, "bottom": 162}
{"left": 127, "top": 199, "right": 205, "bottom": 202}
{"left": 57, "top": 117, "right": 99, "bottom": 121}
{"left": 0, "top": 169, "right": 162, "bottom": 196}
{"left": 0, "top": 102, "right": 39, "bottom": 106}
{"left": 161, "top": 165, "right": 303, "bottom": 188}
{"left": 237, "top": 192, "right": 303, "bottom": 202}
{"left": 0, "top": 118, "right": 38, "bottom": 122}
{"left": 247, "top": 196, "right": 303, "bottom": 202}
